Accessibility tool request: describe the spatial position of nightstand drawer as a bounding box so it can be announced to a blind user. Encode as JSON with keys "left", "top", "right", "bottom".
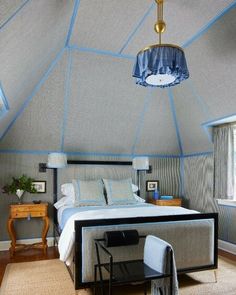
{"left": 11, "top": 210, "right": 46, "bottom": 218}
{"left": 149, "top": 198, "right": 182, "bottom": 206}
{"left": 10, "top": 204, "right": 47, "bottom": 218}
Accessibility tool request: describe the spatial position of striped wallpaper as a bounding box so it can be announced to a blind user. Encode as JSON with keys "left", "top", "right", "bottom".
{"left": 0, "top": 152, "right": 234, "bottom": 244}
{"left": 0, "top": 154, "right": 180, "bottom": 241}
{"left": 183, "top": 155, "right": 236, "bottom": 244}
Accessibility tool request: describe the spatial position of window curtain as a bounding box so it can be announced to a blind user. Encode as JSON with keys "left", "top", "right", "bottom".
{"left": 213, "top": 125, "right": 234, "bottom": 200}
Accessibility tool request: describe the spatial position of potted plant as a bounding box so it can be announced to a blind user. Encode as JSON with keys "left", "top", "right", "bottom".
{"left": 3, "top": 175, "right": 37, "bottom": 204}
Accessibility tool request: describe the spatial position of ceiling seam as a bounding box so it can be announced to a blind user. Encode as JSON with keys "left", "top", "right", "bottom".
{"left": 202, "top": 113, "right": 236, "bottom": 127}
{"left": 65, "top": 0, "right": 81, "bottom": 47}
{"left": 186, "top": 80, "right": 212, "bottom": 144}
{"left": 69, "top": 45, "right": 135, "bottom": 60}
{"left": 6, "top": 46, "right": 61, "bottom": 116}
{"left": 182, "top": 0, "right": 236, "bottom": 48}
{"left": 119, "top": 2, "right": 155, "bottom": 54}
{"left": 0, "top": 0, "right": 31, "bottom": 32}
{"left": 0, "top": 149, "right": 213, "bottom": 158}
{"left": 186, "top": 80, "right": 212, "bottom": 120}
{"left": 182, "top": 152, "right": 213, "bottom": 158}
{"left": 0, "top": 81, "right": 10, "bottom": 119}
{"left": 0, "top": 48, "right": 65, "bottom": 141}
{"left": 60, "top": 49, "right": 73, "bottom": 152}
{"left": 0, "top": 149, "right": 181, "bottom": 158}
{"left": 167, "top": 88, "right": 183, "bottom": 156}
{"left": 131, "top": 88, "right": 153, "bottom": 156}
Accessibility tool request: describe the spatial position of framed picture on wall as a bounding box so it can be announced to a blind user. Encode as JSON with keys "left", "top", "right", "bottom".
{"left": 32, "top": 181, "right": 46, "bottom": 193}
{"left": 146, "top": 180, "right": 159, "bottom": 192}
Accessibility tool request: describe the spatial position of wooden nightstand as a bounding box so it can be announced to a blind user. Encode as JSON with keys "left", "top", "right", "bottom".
{"left": 7, "top": 203, "right": 49, "bottom": 256}
{"left": 149, "top": 198, "right": 182, "bottom": 206}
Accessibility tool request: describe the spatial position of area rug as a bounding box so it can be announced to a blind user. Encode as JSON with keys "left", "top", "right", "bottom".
{"left": 1, "top": 257, "right": 236, "bottom": 295}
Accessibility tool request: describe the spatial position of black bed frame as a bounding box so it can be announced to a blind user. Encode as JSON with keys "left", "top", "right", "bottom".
{"left": 50, "top": 160, "right": 218, "bottom": 290}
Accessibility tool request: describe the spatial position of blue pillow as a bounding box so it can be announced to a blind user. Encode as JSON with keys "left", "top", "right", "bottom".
{"left": 103, "top": 178, "right": 137, "bottom": 205}
{"left": 72, "top": 179, "right": 106, "bottom": 206}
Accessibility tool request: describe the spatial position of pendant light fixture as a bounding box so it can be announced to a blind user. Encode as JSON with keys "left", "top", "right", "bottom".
{"left": 132, "top": 0, "right": 189, "bottom": 88}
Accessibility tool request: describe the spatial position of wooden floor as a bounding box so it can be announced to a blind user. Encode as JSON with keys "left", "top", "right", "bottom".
{"left": 0, "top": 247, "right": 235, "bottom": 287}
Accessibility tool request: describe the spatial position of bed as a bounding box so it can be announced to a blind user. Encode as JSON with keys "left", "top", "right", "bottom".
{"left": 53, "top": 160, "right": 218, "bottom": 290}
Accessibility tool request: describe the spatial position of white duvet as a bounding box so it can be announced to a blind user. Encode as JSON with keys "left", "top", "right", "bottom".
{"left": 58, "top": 205, "right": 197, "bottom": 265}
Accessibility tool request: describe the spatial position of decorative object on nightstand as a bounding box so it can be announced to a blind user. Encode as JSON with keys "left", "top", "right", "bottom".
{"left": 149, "top": 197, "right": 182, "bottom": 207}
{"left": 32, "top": 181, "right": 47, "bottom": 193}
{"left": 146, "top": 180, "right": 159, "bottom": 192}
{"left": 153, "top": 188, "right": 159, "bottom": 200}
{"left": 3, "top": 175, "right": 37, "bottom": 204}
{"left": 7, "top": 203, "right": 49, "bottom": 256}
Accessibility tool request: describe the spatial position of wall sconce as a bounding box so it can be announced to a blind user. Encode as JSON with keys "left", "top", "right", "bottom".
{"left": 132, "top": 157, "right": 151, "bottom": 195}
{"left": 39, "top": 152, "right": 67, "bottom": 237}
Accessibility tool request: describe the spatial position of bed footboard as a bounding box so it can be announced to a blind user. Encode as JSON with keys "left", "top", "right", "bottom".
{"left": 73, "top": 213, "right": 218, "bottom": 289}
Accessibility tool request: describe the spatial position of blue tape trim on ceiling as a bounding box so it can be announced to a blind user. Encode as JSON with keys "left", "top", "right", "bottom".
{"left": 0, "top": 48, "right": 65, "bottom": 141}
{"left": 186, "top": 80, "right": 212, "bottom": 143}
{"left": 65, "top": 0, "right": 81, "bottom": 47}
{"left": 10, "top": 46, "right": 60, "bottom": 115}
{"left": 202, "top": 113, "right": 236, "bottom": 127}
{"left": 69, "top": 45, "right": 135, "bottom": 60}
{"left": 168, "top": 88, "right": 183, "bottom": 156}
{"left": 0, "top": 81, "right": 10, "bottom": 110}
{"left": 0, "top": 0, "right": 31, "bottom": 32}
{"left": 131, "top": 89, "right": 153, "bottom": 155}
{"left": 119, "top": 2, "right": 155, "bottom": 54}
{"left": 186, "top": 80, "right": 211, "bottom": 120}
{"left": 182, "top": 151, "right": 213, "bottom": 158}
{"left": 0, "top": 149, "right": 214, "bottom": 159}
{"left": 0, "top": 149, "right": 180, "bottom": 158}
{"left": 182, "top": 1, "right": 236, "bottom": 48}
{"left": 202, "top": 125, "right": 213, "bottom": 143}
{"left": 60, "top": 50, "right": 73, "bottom": 152}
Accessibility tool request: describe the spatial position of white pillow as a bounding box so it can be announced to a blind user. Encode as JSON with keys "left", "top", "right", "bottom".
{"left": 54, "top": 197, "right": 73, "bottom": 209}
{"left": 132, "top": 184, "right": 139, "bottom": 193}
{"left": 133, "top": 193, "right": 145, "bottom": 203}
{"left": 61, "top": 183, "right": 75, "bottom": 203}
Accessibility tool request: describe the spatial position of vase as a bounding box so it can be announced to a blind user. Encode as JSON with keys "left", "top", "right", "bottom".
{"left": 16, "top": 189, "right": 24, "bottom": 204}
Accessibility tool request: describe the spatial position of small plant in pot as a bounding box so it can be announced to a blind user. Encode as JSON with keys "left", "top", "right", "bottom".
{"left": 3, "top": 175, "right": 37, "bottom": 204}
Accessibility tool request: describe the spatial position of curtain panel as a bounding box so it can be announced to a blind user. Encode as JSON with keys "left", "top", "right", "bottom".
{"left": 213, "top": 125, "right": 234, "bottom": 200}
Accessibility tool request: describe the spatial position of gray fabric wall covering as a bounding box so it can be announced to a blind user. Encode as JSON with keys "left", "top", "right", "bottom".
{"left": 183, "top": 155, "right": 236, "bottom": 244}
{"left": 0, "top": 153, "right": 180, "bottom": 241}
{"left": 0, "top": 153, "right": 53, "bottom": 241}
{"left": 1, "top": 153, "right": 235, "bottom": 244}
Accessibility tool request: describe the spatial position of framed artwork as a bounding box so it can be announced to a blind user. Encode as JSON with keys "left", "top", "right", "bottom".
{"left": 32, "top": 181, "right": 46, "bottom": 193}
{"left": 146, "top": 180, "right": 159, "bottom": 192}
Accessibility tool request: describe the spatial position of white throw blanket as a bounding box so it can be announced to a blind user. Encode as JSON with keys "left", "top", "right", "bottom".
{"left": 58, "top": 205, "right": 197, "bottom": 265}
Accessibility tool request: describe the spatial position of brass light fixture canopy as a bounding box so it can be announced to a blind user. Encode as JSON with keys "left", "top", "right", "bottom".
{"left": 132, "top": 0, "right": 189, "bottom": 88}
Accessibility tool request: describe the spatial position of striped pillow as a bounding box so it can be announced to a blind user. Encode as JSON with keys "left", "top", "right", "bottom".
{"left": 72, "top": 179, "right": 106, "bottom": 206}
{"left": 103, "top": 178, "right": 137, "bottom": 205}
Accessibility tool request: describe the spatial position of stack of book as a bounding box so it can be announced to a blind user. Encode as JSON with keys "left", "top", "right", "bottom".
{"left": 160, "top": 196, "right": 173, "bottom": 200}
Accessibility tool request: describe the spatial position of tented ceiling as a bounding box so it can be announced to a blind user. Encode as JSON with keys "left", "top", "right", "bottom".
{"left": 0, "top": 0, "right": 236, "bottom": 157}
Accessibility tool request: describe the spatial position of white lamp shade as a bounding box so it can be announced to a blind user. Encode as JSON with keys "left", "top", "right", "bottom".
{"left": 47, "top": 152, "right": 67, "bottom": 168}
{"left": 132, "top": 157, "right": 149, "bottom": 170}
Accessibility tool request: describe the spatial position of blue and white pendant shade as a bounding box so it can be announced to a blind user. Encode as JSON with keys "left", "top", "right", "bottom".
{"left": 132, "top": 44, "right": 189, "bottom": 88}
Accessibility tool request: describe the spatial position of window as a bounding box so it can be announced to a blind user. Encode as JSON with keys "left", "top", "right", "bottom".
{"left": 0, "top": 82, "right": 9, "bottom": 118}
{"left": 234, "top": 127, "right": 236, "bottom": 199}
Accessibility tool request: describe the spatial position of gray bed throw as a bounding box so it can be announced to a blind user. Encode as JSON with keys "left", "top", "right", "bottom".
{"left": 144, "top": 235, "right": 178, "bottom": 295}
